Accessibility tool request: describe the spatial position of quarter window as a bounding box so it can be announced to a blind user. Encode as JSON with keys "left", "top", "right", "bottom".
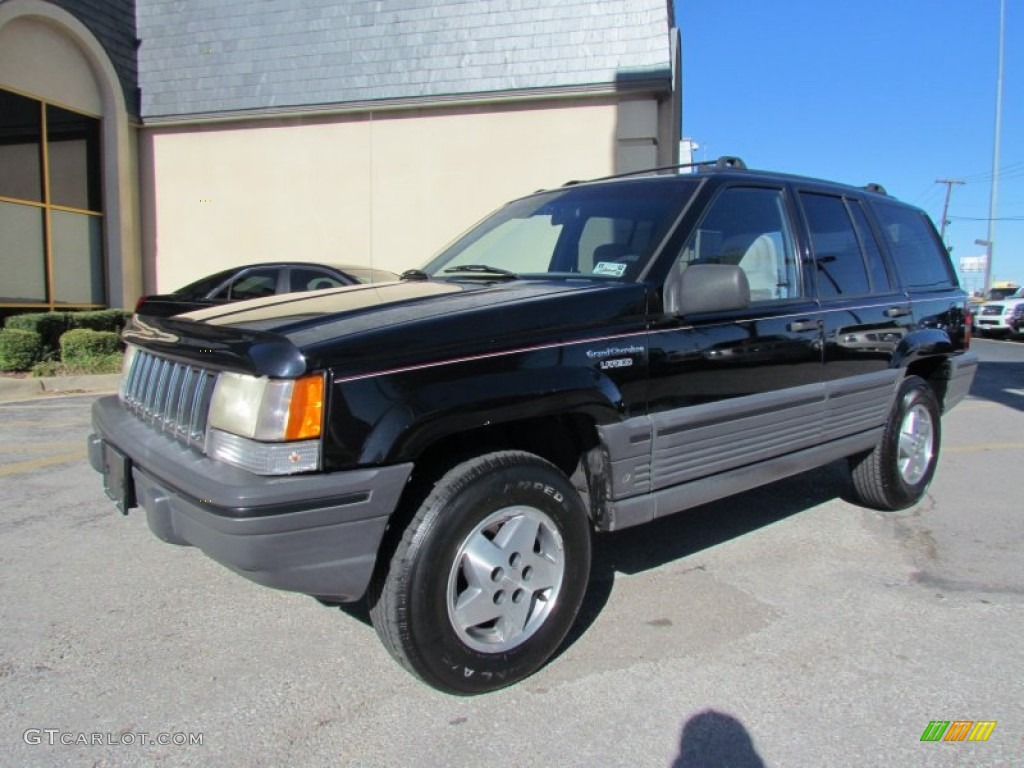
{"left": 871, "top": 202, "right": 955, "bottom": 290}
{"left": 0, "top": 88, "right": 104, "bottom": 309}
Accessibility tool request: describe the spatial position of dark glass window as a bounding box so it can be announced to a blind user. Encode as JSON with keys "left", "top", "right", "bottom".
{"left": 290, "top": 268, "right": 346, "bottom": 292}
{"left": 0, "top": 88, "right": 104, "bottom": 309}
{"left": 46, "top": 104, "right": 102, "bottom": 211}
{"left": 0, "top": 89, "right": 43, "bottom": 202}
{"left": 213, "top": 268, "right": 279, "bottom": 301}
{"left": 871, "top": 202, "right": 955, "bottom": 290}
{"left": 800, "top": 193, "right": 870, "bottom": 298}
{"left": 51, "top": 211, "right": 104, "bottom": 304}
{"left": 0, "top": 202, "right": 46, "bottom": 303}
{"left": 678, "top": 186, "right": 801, "bottom": 301}
{"left": 848, "top": 201, "right": 892, "bottom": 292}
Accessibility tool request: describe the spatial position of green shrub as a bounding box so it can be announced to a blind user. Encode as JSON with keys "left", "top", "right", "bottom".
{"left": 4, "top": 312, "right": 70, "bottom": 357}
{"left": 60, "top": 329, "right": 122, "bottom": 365}
{"left": 4, "top": 310, "right": 130, "bottom": 356}
{"left": 66, "top": 309, "right": 131, "bottom": 334}
{"left": 0, "top": 329, "right": 43, "bottom": 372}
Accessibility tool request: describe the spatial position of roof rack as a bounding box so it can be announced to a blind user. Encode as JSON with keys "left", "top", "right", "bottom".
{"left": 863, "top": 182, "right": 888, "bottom": 196}
{"left": 562, "top": 155, "right": 748, "bottom": 186}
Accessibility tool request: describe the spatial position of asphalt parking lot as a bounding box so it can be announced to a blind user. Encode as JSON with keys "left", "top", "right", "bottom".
{"left": 1, "top": 339, "right": 1022, "bottom": 767}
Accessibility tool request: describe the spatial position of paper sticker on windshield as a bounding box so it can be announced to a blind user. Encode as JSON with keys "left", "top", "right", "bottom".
{"left": 593, "top": 261, "right": 628, "bottom": 277}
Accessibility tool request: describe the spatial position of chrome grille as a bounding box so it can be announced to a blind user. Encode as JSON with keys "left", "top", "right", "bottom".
{"left": 120, "top": 348, "right": 218, "bottom": 449}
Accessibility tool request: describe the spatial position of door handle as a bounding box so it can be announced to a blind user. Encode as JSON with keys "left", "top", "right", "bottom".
{"left": 788, "top": 319, "right": 821, "bottom": 332}
{"left": 884, "top": 306, "right": 911, "bottom": 318}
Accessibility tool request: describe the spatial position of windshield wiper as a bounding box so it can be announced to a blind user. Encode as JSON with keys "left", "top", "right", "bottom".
{"left": 442, "top": 264, "right": 520, "bottom": 279}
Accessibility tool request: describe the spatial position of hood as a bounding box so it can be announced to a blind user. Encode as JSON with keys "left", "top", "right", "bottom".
{"left": 125, "top": 278, "right": 647, "bottom": 379}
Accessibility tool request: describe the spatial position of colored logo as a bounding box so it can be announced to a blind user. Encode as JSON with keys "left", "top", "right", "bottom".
{"left": 921, "top": 720, "right": 997, "bottom": 742}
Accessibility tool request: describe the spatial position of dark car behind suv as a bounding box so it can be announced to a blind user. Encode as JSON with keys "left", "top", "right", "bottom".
{"left": 134, "top": 261, "right": 399, "bottom": 318}
{"left": 89, "top": 158, "right": 977, "bottom": 694}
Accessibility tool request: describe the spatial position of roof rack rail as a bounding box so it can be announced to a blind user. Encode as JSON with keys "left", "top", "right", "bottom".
{"left": 711, "top": 156, "right": 747, "bottom": 170}
{"left": 863, "top": 182, "right": 888, "bottom": 196}
{"left": 563, "top": 155, "right": 748, "bottom": 186}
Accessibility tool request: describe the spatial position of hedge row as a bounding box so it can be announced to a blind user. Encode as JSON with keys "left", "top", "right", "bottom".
{"left": 0, "top": 329, "right": 42, "bottom": 372}
{"left": 61, "top": 329, "right": 122, "bottom": 364}
{"left": 4, "top": 310, "right": 131, "bottom": 358}
{"left": 0, "top": 327, "right": 123, "bottom": 373}
{"left": 0, "top": 309, "right": 129, "bottom": 372}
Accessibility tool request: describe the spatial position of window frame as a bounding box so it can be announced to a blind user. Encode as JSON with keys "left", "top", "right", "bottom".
{"left": 870, "top": 200, "right": 957, "bottom": 292}
{"left": 672, "top": 183, "right": 805, "bottom": 304}
{"left": 796, "top": 189, "right": 876, "bottom": 301}
{"left": 0, "top": 86, "right": 105, "bottom": 310}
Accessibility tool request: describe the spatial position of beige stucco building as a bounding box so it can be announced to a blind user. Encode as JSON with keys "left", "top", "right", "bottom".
{"left": 0, "top": 0, "right": 681, "bottom": 312}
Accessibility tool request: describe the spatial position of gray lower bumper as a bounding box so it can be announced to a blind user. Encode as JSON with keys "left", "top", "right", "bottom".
{"left": 89, "top": 396, "right": 413, "bottom": 601}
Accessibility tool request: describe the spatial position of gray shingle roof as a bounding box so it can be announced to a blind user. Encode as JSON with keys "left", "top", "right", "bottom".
{"left": 52, "top": 0, "right": 139, "bottom": 116}
{"left": 137, "top": 0, "right": 673, "bottom": 119}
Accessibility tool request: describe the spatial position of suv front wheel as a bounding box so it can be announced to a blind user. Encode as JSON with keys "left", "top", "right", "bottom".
{"left": 848, "top": 375, "right": 941, "bottom": 510}
{"left": 369, "top": 451, "right": 591, "bottom": 695}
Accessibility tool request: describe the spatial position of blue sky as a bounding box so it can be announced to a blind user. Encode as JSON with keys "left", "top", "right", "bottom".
{"left": 677, "top": 0, "right": 1023, "bottom": 294}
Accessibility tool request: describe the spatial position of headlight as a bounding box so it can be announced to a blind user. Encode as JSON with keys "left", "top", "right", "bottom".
{"left": 208, "top": 372, "right": 323, "bottom": 440}
{"left": 207, "top": 372, "right": 324, "bottom": 474}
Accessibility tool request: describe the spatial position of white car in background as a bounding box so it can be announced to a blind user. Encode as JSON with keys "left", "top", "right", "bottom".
{"left": 975, "top": 286, "right": 1024, "bottom": 339}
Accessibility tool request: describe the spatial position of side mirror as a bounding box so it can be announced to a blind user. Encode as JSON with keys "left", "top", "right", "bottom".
{"left": 665, "top": 263, "right": 750, "bottom": 315}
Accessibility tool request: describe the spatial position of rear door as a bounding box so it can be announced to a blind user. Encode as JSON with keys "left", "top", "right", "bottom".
{"left": 795, "top": 188, "right": 910, "bottom": 441}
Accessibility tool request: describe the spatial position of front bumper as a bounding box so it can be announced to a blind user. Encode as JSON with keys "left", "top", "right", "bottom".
{"left": 975, "top": 317, "right": 1010, "bottom": 333}
{"left": 89, "top": 396, "right": 412, "bottom": 601}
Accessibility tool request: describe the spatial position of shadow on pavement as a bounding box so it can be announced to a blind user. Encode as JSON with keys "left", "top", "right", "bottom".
{"left": 967, "top": 360, "right": 1024, "bottom": 411}
{"left": 564, "top": 460, "right": 849, "bottom": 650}
{"left": 672, "top": 709, "right": 766, "bottom": 768}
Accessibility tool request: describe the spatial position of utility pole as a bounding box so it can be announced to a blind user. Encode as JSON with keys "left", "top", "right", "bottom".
{"left": 984, "top": 0, "right": 1006, "bottom": 292}
{"left": 935, "top": 178, "right": 965, "bottom": 243}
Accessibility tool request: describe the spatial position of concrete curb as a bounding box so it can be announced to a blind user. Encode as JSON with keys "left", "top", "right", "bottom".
{"left": 0, "top": 373, "right": 121, "bottom": 403}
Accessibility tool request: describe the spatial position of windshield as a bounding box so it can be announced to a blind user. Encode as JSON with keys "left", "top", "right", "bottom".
{"left": 421, "top": 178, "right": 699, "bottom": 281}
{"left": 987, "top": 287, "right": 1020, "bottom": 300}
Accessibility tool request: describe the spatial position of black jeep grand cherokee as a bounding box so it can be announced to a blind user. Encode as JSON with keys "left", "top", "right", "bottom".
{"left": 89, "top": 158, "right": 977, "bottom": 694}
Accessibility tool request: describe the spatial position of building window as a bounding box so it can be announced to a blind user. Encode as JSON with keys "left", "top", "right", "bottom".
{"left": 0, "top": 87, "right": 104, "bottom": 309}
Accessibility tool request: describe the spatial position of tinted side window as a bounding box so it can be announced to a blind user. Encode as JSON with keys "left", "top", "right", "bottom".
{"left": 215, "top": 268, "right": 278, "bottom": 300}
{"left": 677, "top": 186, "right": 801, "bottom": 301}
{"left": 291, "top": 268, "right": 345, "bottom": 292}
{"left": 848, "top": 201, "right": 892, "bottom": 292}
{"left": 800, "top": 192, "right": 870, "bottom": 298}
{"left": 871, "top": 202, "right": 955, "bottom": 290}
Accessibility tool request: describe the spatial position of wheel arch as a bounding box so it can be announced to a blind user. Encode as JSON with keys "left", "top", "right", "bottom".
{"left": 892, "top": 328, "right": 961, "bottom": 410}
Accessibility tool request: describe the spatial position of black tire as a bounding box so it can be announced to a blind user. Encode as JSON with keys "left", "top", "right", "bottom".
{"left": 368, "top": 450, "right": 591, "bottom": 695}
{"left": 848, "top": 376, "right": 941, "bottom": 511}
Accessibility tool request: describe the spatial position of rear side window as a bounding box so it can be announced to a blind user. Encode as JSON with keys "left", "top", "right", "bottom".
{"left": 290, "top": 268, "right": 346, "bottom": 292}
{"left": 214, "top": 268, "right": 279, "bottom": 300}
{"left": 799, "top": 192, "right": 870, "bottom": 298}
{"left": 871, "top": 202, "right": 955, "bottom": 290}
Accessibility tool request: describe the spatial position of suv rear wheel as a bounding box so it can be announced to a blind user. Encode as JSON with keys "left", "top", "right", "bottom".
{"left": 848, "top": 376, "right": 941, "bottom": 510}
{"left": 369, "top": 450, "right": 591, "bottom": 695}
